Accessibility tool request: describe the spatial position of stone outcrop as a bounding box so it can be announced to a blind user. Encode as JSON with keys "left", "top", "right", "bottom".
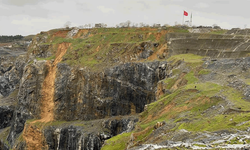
{"left": 0, "top": 54, "right": 27, "bottom": 144}
{"left": 7, "top": 60, "right": 167, "bottom": 147}
{"left": 54, "top": 61, "right": 167, "bottom": 121}
{"left": 0, "top": 56, "right": 26, "bottom": 97}
{"left": 166, "top": 33, "right": 250, "bottom": 58}
{"left": 11, "top": 116, "right": 138, "bottom": 150}
{"left": 7, "top": 61, "right": 47, "bottom": 146}
{"left": 4, "top": 27, "right": 250, "bottom": 150}
{"left": 0, "top": 106, "right": 14, "bottom": 129}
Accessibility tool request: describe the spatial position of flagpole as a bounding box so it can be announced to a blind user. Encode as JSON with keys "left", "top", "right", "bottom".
{"left": 182, "top": 10, "right": 184, "bottom": 25}
{"left": 190, "top": 13, "right": 192, "bottom": 26}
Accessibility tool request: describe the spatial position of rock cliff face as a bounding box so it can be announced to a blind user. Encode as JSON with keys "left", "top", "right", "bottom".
{"left": 2, "top": 27, "right": 250, "bottom": 150}
{"left": 7, "top": 60, "right": 47, "bottom": 146}
{"left": 0, "top": 106, "right": 14, "bottom": 129}
{"left": 167, "top": 33, "right": 250, "bottom": 58}
{"left": 1, "top": 28, "right": 169, "bottom": 149}
{"left": 0, "top": 55, "right": 26, "bottom": 126}
{"left": 0, "top": 49, "right": 27, "bottom": 149}
{"left": 0, "top": 56, "right": 26, "bottom": 97}
{"left": 7, "top": 60, "right": 167, "bottom": 147}
{"left": 54, "top": 61, "right": 167, "bottom": 121}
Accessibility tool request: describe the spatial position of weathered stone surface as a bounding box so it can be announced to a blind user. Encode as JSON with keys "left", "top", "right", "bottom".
{"left": 166, "top": 33, "right": 250, "bottom": 58}
{"left": 6, "top": 29, "right": 250, "bottom": 150}
{"left": 6, "top": 60, "right": 166, "bottom": 147}
{"left": 0, "top": 56, "right": 26, "bottom": 97}
{"left": 0, "top": 106, "right": 14, "bottom": 129}
{"left": 54, "top": 61, "right": 167, "bottom": 121}
{"left": 35, "top": 116, "right": 138, "bottom": 150}
{"left": 7, "top": 61, "right": 47, "bottom": 146}
{"left": 0, "top": 140, "right": 9, "bottom": 150}
{"left": 29, "top": 34, "right": 52, "bottom": 58}
{"left": 67, "top": 28, "right": 79, "bottom": 38}
{"left": 102, "top": 116, "right": 138, "bottom": 136}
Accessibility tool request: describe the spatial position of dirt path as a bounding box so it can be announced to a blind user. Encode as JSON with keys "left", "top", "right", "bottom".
{"left": 22, "top": 125, "right": 47, "bottom": 150}
{"left": 23, "top": 43, "right": 71, "bottom": 150}
{"left": 39, "top": 42, "right": 71, "bottom": 122}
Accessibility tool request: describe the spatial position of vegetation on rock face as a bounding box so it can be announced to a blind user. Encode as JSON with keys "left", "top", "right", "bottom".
{"left": 101, "top": 53, "right": 250, "bottom": 149}
{"left": 3, "top": 26, "right": 250, "bottom": 149}
{"left": 102, "top": 132, "right": 132, "bottom": 150}
{"left": 28, "top": 27, "right": 190, "bottom": 71}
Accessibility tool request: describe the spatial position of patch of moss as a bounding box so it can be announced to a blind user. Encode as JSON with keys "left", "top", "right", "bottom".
{"left": 136, "top": 127, "right": 154, "bottom": 142}
{"left": 184, "top": 71, "right": 198, "bottom": 84}
{"left": 193, "top": 144, "right": 207, "bottom": 147}
{"left": 198, "top": 69, "right": 211, "bottom": 75}
{"left": 0, "top": 127, "right": 11, "bottom": 147}
{"left": 101, "top": 132, "right": 132, "bottom": 150}
{"left": 36, "top": 55, "right": 55, "bottom": 61}
{"left": 222, "top": 86, "right": 250, "bottom": 111}
{"left": 163, "top": 78, "right": 177, "bottom": 89}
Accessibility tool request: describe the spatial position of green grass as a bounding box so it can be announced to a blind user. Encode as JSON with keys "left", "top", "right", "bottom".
{"left": 163, "top": 77, "right": 177, "bottom": 89}
{"left": 178, "top": 112, "right": 250, "bottom": 132}
{"left": 184, "top": 71, "right": 198, "bottom": 84}
{"left": 193, "top": 144, "right": 207, "bottom": 147}
{"left": 135, "top": 78, "right": 248, "bottom": 139}
{"left": 168, "top": 54, "right": 204, "bottom": 65}
{"left": 198, "top": 69, "right": 211, "bottom": 75}
{"left": 101, "top": 132, "right": 132, "bottom": 150}
{"left": 131, "top": 55, "right": 250, "bottom": 144}
{"left": 0, "top": 127, "right": 11, "bottom": 147}
{"left": 36, "top": 55, "right": 55, "bottom": 61}
{"left": 221, "top": 87, "right": 250, "bottom": 110}
{"left": 185, "top": 82, "right": 222, "bottom": 97}
{"left": 28, "top": 27, "right": 173, "bottom": 69}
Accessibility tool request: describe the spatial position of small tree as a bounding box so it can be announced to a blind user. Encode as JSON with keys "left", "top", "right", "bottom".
{"left": 139, "top": 22, "right": 144, "bottom": 27}
{"left": 125, "top": 20, "right": 131, "bottom": 27}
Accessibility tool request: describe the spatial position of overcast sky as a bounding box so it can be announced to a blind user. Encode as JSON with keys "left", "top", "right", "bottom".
{"left": 0, "top": 0, "right": 249, "bottom": 35}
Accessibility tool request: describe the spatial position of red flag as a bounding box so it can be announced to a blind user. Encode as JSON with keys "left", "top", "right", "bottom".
{"left": 184, "top": 11, "right": 188, "bottom": 16}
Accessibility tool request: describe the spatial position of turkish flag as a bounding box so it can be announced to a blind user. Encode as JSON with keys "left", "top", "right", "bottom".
{"left": 184, "top": 11, "right": 188, "bottom": 16}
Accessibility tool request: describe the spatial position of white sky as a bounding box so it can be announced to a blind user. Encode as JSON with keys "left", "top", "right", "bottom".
{"left": 0, "top": 0, "right": 249, "bottom": 35}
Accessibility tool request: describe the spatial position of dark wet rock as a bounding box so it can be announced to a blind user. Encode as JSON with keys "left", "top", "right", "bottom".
{"left": 7, "top": 61, "right": 47, "bottom": 146}
{"left": 139, "top": 49, "right": 154, "bottom": 59}
{"left": 0, "top": 55, "right": 26, "bottom": 97}
{"left": 0, "top": 141, "right": 9, "bottom": 150}
{"left": 102, "top": 116, "right": 138, "bottom": 136}
{"left": 0, "top": 106, "right": 14, "bottom": 129}
{"left": 54, "top": 61, "right": 167, "bottom": 121}
{"left": 40, "top": 116, "right": 139, "bottom": 150}
{"left": 138, "top": 42, "right": 154, "bottom": 59}
{"left": 7, "top": 61, "right": 167, "bottom": 147}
